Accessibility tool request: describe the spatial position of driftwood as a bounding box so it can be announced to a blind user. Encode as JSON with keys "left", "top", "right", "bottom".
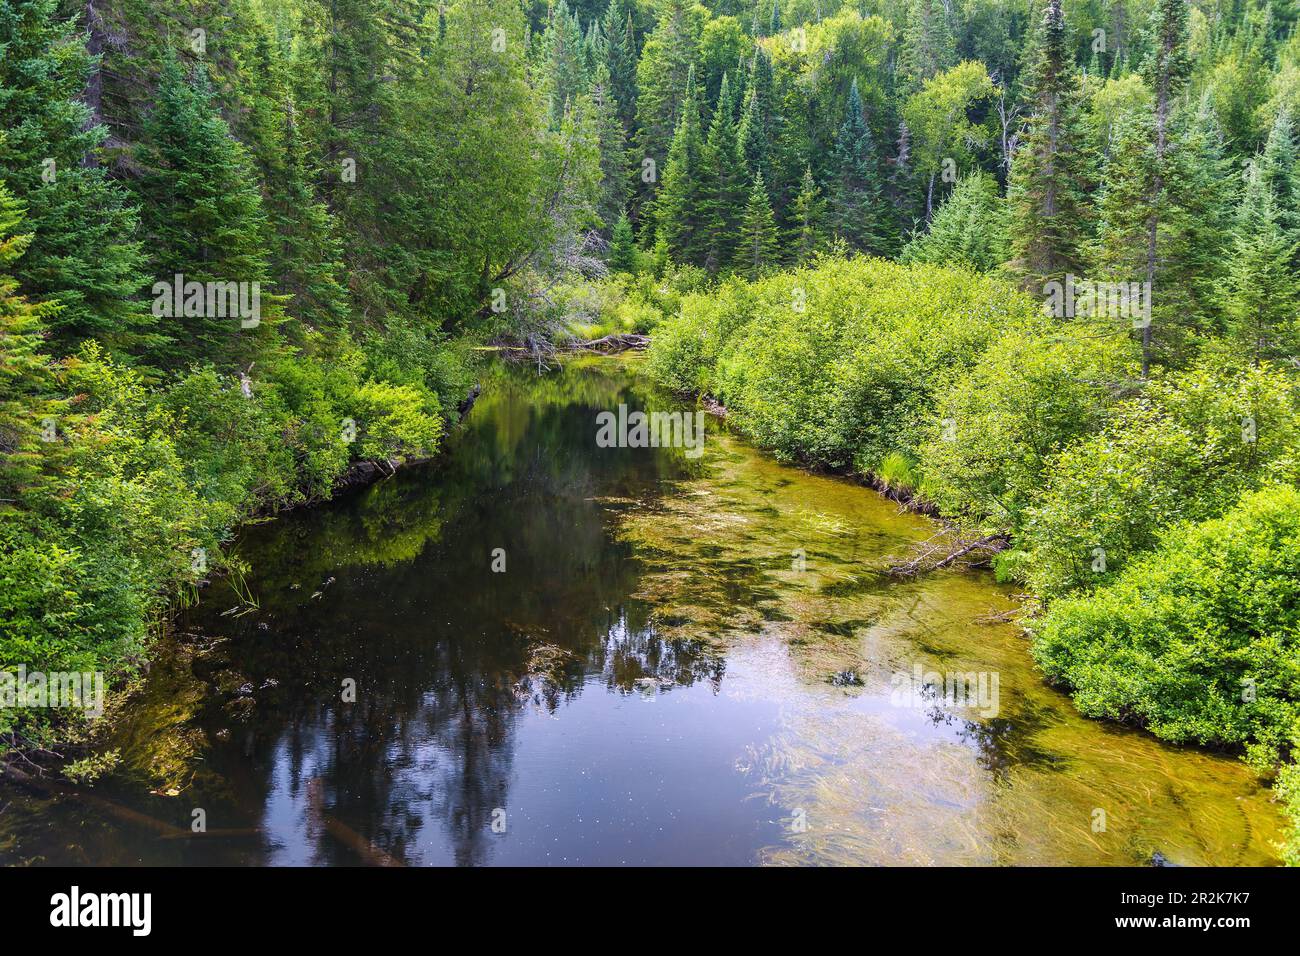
{"left": 1, "top": 762, "right": 186, "bottom": 838}
{"left": 306, "top": 777, "right": 403, "bottom": 867}
{"left": 577, "top": 332, "right": 650, "bottom": 353}
{"left": 888, "top": 531, "right": 1007, "bottom": 577}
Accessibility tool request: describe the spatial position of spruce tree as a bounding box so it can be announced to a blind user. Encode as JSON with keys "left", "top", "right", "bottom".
{"left": 654, "top": 67, "right": 707, "bottom": 265}
{"left": 609, "top": 212, "right": 638, "bottom": 272}
{"left": 828, "top": 79, "right": 887, "bottom": 254}
{"left": 700, "top": 74, "right": 747, "bottom": 273}
{"left": 0, "top": 0, "right": 150, "bottom": 350}
{"left": 902, "top": 172, "right": 1010, "bottom": 271}
{"left": 1219, "top": 160, "right": 1299, "bottom": 364}
{"left": 0, "top": 181, "right": 61, "bottom": 498}
{"left": 601, "top": 0, "right": 639, "bottom": 129}
{"left": 137, "top": 57, "right": 282, "bottom": 368}
{"left": 789, "top": 166, "right": 829, "bottom": 265}
{"left": 591, "top": 65, "right": 630, "bottom": 234}
{"left": 1007, "top": 0, "right": 1089, "bottom": 289}
{"left": 733, "top": 174, "right": 780, "bottom": 279}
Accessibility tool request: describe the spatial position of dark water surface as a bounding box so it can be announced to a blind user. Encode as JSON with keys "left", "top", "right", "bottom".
{"left": 0, "top": 356, "right": 1285, "bottom": 865}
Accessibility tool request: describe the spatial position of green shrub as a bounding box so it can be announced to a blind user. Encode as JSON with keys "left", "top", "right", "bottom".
{"left": 916, "top": 321, "right": 1139, "bottom": 532}
{"left": 1018, "top": 360, "right": 1300, "bottom": 598}
{"left": 1032, "top": 484, "right": 1300, "bottom": 771}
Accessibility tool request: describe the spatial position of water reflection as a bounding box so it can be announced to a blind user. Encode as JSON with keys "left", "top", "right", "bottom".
{"left": 0, "top": 357, "right": 1284, "bottom": 866}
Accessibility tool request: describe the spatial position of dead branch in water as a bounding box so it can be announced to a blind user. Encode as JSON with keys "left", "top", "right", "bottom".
{"left": 889, "top": 531, "right": 1007, "bottom": 577}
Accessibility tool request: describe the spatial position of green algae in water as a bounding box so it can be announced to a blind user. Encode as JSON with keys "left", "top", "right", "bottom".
{"left": 1, "top": 355, "right": 1283, "bottom": 866}
{"left": 614, "top": 410, "right": 1285, "bottom": 866}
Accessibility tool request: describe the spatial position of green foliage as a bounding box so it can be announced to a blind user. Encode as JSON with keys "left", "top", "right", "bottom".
{"left": 1033, "top": 484, "right": 1300, "bottom": 773}
{"left": 917, "top": 319, "right": 1140, "bottom": 531}
{"left": 901, "top": 171, "right": 1009, "bottom": 271}
{"left": 1019, "top": 360, "right": 1300, "bottom": 599}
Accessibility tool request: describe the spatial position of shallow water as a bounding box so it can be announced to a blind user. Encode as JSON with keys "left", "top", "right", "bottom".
{"left": 0, "top": 356, "right": 1284, "bottom": 865}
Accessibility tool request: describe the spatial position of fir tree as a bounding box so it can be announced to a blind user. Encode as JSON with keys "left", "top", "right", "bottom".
{"left": 700, "top": 73, "right": 747, "bottom": 273}
{"left": 733, "top": 173, "right": 780, "bottom": 279}
{"left": 1219, "top": 160, "right": 1299, "bottom": 364}
{"left": 828, "top": 78, "right": 887, "bottom": 254}
{"left": 601, "top": 0, "right": 639, "bottom": 129}
{"left": 609, "top": 211, "right": 638, "bottom": 272}
{"left": 591, "top": 65, "right": 630, "bottom": 233}
{"left": 789, "top": 166, "right": 829, "bottom": 265}
{"left": 1007, "top": 0, "right": 1090, "bottom": 289}
{"left": 654, "top": 67, "right": 707, "bottom": 264}
{"left": 0, "top": 181, "right": 61, "bottom": 498}
{"left": 0, "top": 0, "right": 151, "bottom": 350}
{"left": 902, "top": 172, "right": 1009, "bottom": 271}
{"left": 137, "top": 57, "right": 282, "bottom": 367}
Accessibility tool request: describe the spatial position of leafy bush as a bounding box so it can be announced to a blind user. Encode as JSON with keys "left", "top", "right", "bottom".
{"left": 1033, "top": 485, "right": 1300, "bottom": 773}
{"left": 916, "top": 321, "right": 1139, "bottom": 532}
{"left": 1018, "top": 360, "right": 1300, "bottom": 599}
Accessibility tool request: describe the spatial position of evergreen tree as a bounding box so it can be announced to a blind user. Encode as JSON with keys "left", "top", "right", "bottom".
{"left": 0, "top": 0, "right": 151, "bottom": 349}
{"left": 0, "top": 181, "right": 61, "bottom": 498}
{"left": 700, "top": 73, "right": 747, "bottom": 273}
{"left": 137, "top": 57, "right": 282, "bottom": 367}
{"left": 1136, "top": 0, "right": 1193, "bottom": 374}
{"left": 269, "top": 103, "right": 351, "bottom": 332}
{"left": 734, "top": 178, "right": 780, "bottom": 279}
{"left": 609, "top": 211, "right": 638, "bottom": 272}
{"left": 1259, "top": 108, "right": 1300, "bottom": 247}
{"left": 601, "top": 0, "right": 639, "bottom": 129}
{"left": 1007, "top": 0, "right": 1090, "bottom": 289}
{"left": 900, "top": 0, "right": 957, "bottom": 89}
{"left": 789, "top": 165, "right": 829, "bottom": 265}
{"left": 1219, "top": 160, "right": 1299, "bottom": 364}
{"left": 654, "top": 67, "right": 707, "bottom": 264}
{"left": 829, "top": 78, "right": 888, "bottom": 254}
{"left": 902, "top": 172, "right": 1010, "bottom": 271}
{"left": 634, "top": 0, "right": 702, "bottom": 190}
{"left": 541, "top": 1, "right": 589, "bottom": 126}
{"left": 591, "top": 64, "right": 630, "bottom": 233}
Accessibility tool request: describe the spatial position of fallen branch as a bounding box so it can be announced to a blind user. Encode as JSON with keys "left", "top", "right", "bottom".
{"left": 889, "top": 533, "right": 1007, "bottom": 577}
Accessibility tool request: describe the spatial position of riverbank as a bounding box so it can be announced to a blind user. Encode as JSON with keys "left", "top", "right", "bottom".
{"left": 1, "top": 355, "right": 1285, "bottom": 865}
{"left": 643, "top": 257, "right": 1300, "bottom": 864}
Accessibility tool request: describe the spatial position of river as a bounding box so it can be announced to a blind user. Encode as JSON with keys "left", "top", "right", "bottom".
{"left": 0, "top": 355, "right": 1284, "bottom": 865}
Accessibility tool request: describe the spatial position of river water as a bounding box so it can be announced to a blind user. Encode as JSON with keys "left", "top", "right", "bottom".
{"left": 0, "top": 356, "right": 1285, "bottom": 865}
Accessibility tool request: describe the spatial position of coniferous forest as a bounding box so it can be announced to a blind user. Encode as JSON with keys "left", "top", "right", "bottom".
{"left": 3, "top": 0, "right": 1300, "bottom": 874}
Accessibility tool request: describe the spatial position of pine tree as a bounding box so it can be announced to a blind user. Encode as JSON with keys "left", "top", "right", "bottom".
{"left": 0, "top": 181, "right": 61, "bottom": 498}
{"left": 137, "top": 57, "right": 282, "bottom": 367}
{"left": 609, "top": 212, "right": 638, "bottom": 272}
{"left": 654, "top": 67, "right": 707, "bottom": 265}
{"left": 789, "top": 166, "right": 829, "bottom": 265}
{"left": 0, "top": 0, "right": 150, "bottom": 350}
{"left": 902, "top": 172, "right": 1010, "bottom": 271}
{"left": 734, "top": 177, "right": 780, "bottom": 278}
{"left": 700, "top": 74, "right": 747, "bottom": 273}
{"left": 829, "top": 78, "right": 888, "bottom": 254}
{"left": 1007, "top": 0, "right": 1090, "bottom": 289}
{"left": 1219, "top": 160, "right": 1299, "bottom": 364}
{"left": 601, "top": 0, "right": 639, "bottom": 129}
